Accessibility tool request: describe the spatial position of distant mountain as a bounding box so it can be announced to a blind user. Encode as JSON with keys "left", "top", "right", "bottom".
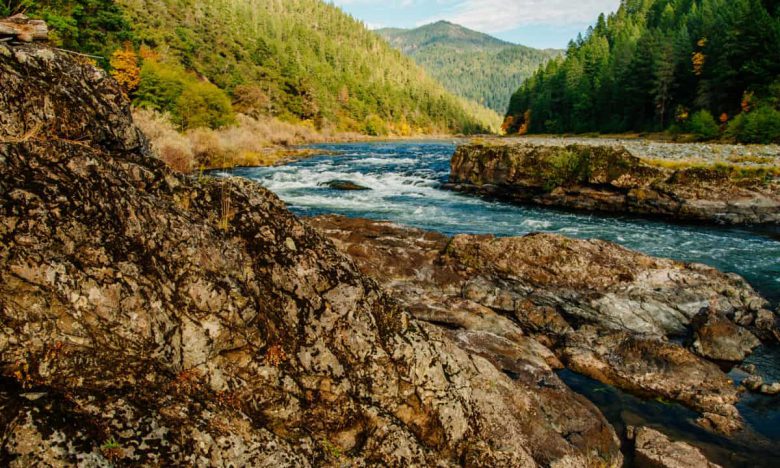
{"left": 377, "top": 21, "right": 561, "bottom": 114}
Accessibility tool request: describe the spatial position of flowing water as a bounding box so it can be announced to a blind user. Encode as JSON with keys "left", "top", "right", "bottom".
{"left": 218, "top": 141, "right": 780, "bottom": 466}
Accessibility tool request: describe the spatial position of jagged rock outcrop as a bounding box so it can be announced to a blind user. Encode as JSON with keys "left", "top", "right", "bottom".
{"left": 447, "top": 141, "right": 780, "bottom": 225}
{"left": 0, "top": 15, "right": 48, "bottom": 43}
{"left": 310, "top": 215, "right": 778, "bottom": 434}
{"left": 0, "top": 44, "right": 625, "bottom": 466}
{"left": 627, "top": 426, "right": 722, "bottom": 468}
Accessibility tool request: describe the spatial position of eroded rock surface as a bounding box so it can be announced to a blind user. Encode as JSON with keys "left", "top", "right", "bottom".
{"left": 692, "top": 310, "right": 761, "bottom": 362}
{"left": 447, "top": 141, "right": 780, "bottom": 225}
{"left": 628, "top": 426, "right": 722, "bottom": 468}
{"left": 0, "top": 44, "right": 625, "bottom": 466}
{"left": 310, "top": 215, "right": 778, "bottom": 433}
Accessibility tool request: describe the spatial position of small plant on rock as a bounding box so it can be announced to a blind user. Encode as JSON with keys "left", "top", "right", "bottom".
{"left": 101, "top": 437, "right": 123, "bottom": 462}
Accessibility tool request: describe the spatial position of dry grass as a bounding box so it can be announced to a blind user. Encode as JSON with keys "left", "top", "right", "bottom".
{"left": 133, "top": 109, "right": 194, "bottom": 172}
{"left": 133, "top": 109, "right": 362, "bottom": 172}
{"left": 644, "top": 158, "right": 780, "bottom": 179}
{"left": 727, "top": 154, "right": 776, "bottom": 165}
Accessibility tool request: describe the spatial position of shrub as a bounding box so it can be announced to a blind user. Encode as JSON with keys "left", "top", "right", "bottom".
{"left": 364, "top": 114, "right": 388, "bottom": 136}
{"left": 132, "top": 108, "right": 194, "bottom": 172}
{"left": 232, "top": 84, "right": 272, "bottom": 118}
{"left": 135, "top": 59, "right": 235, "bottom": 130}
{"left": 177, "top": 81, "right": 235, "bottom": 130}
{"left": 688, "top": 110, "right": 720, "bottom": 141}
{"left": 726, "top": 106, "right": 780, "bottom": 144}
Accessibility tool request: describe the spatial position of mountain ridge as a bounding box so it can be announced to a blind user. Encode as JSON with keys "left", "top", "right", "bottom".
{"left": 377, "top": 21, "right": 561, "bottom": 114}
{"left": 7, "top": 0, "right": 497, "bottom": 135}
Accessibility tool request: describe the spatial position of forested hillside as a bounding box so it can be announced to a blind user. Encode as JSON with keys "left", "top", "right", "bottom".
{"left": 378, "top": 21, "right": 560, "bottom": 114}
{"left": 4, "top": 0, "right": 495, "bottom": 135}
{"left": 505, "top": 0, "right": 780, "bottom": 142}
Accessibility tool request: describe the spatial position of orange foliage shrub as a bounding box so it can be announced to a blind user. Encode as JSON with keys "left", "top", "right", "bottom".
{"left": 501, "top": 115, "right": 515, "bottom": 134}
{"left": 110, "top": 43, "right": 141, "bottom": 95}
{"left": 741, "top": 91, "right": 754, "bottom": 113}
{"left": 518, "top": 110, "right": 531, "bottom": 135}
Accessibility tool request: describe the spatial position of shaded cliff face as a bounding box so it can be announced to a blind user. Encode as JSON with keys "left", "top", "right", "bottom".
{"left": 0, "top": 44, "right": 624, "bottom": 466}
{"left": 448, "top": 142, "right": 780, "bottom": 225}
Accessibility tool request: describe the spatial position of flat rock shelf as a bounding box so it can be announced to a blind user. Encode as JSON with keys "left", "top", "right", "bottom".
{"left": 446, "top": 138, "right": 780, "bottom": 225}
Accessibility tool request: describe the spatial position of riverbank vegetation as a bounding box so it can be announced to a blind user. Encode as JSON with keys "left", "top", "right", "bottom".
{"left": 505, "top": 0, "right": 780, "bottom": 143}
{"left": 132, "top": 108, "right": 360, "bottom": 172}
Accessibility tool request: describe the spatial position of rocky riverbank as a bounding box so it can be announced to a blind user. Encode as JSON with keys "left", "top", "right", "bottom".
{"left": 0, "top": 43, "right": 632, "bottom": 467}
{"left": 309, "top": 215, "right": 779, "bottom": 439}
{"left": 447, "top": 139, "right": 780, "bottom": 224}
{"left": 2, "top": 41, "right": 778, "bottom": 467}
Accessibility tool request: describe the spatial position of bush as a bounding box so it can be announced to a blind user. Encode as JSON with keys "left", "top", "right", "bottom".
{"left": 364, "top": 114, "right": 388, "bottom": 136}
{"left": 135, "top": 59, "right": 234, "bottom": 130}
{"left": 688, "top": 110, "right": 720, "bottom": 141}
{"left": 726, "top": 106, "right": 780, "bottom": 144}
{"left": 132, "top": 108, "right": 195, "bottom": 172}
{"left": 177, "top": 81, "right": 235, "bottom": 130}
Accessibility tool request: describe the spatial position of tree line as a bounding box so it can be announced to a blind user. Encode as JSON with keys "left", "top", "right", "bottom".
{"left": 505, "top": 0, "right": 780, "bottom": 143}
{"left": 5, "top": 0, "right": 494, "bottom": 135}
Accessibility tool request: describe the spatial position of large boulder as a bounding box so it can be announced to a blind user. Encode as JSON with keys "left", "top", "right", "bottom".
{"left": 691, "top": 310, "right": 761, "bottom": 362}
{"left": 0, "top": 43, "right": 623, "bottom": 466}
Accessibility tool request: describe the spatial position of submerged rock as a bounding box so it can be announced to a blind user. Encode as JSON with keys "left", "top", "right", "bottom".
{"left": 447, "top": 141, "right": 780, "bottom": 225}
{"left": 742, "top": 375, "right": 764, "bottom": 391}
{"left": 309, "top": 215, "right": 775, "bottom": 434}
{"left": 760, "top": 382, "right": 780, "bottom": 395}
{"left": 321, "top": 179, "right": 371, "bottom": 191}
{"left": 628, "top": 426, "right": 722, "bottom": 468}
{"left": 0, "top": 43, "right": 624, "bottom": 466}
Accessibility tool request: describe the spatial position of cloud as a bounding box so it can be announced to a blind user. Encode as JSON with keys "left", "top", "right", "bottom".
{"left": 426, "top": 0, "right": 620, "bottom": 31}
{"left": 332, "top": 0, "right": 620, "bottom": 30}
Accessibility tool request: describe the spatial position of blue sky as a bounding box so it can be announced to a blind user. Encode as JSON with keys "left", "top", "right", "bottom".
{"left": 330, "top": 0, "right": 621, "bottom": 49}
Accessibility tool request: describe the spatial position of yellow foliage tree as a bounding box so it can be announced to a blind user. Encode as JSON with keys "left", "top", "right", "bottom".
{"left": 692, "top": 38, "right": 707, "bottom": 76}
{"left": 110, "top": 43, "right": 141, "bottom": 95}
{"left": 396, "top": 116, "right": 412, "bottom": 137}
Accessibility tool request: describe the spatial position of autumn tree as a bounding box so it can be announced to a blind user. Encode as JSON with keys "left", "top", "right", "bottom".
{"left": 232, "top": 84, "right": 271, "bottom": 118}
{"left": 110, "top": 43, "right": 141, "bottom": 95}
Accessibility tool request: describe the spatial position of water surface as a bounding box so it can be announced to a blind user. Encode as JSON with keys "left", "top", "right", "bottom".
{"left": 221, "top": 141, "right": 780, "bottom": 302}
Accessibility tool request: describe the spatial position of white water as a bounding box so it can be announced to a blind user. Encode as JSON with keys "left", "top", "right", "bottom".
{"left": 222, "top": 141, "right": 780, "bottom": 304}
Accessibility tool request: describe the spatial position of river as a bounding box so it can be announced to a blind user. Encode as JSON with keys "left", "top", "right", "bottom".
{"left": 218, "top": 140, "right": 780, "bottom": 466}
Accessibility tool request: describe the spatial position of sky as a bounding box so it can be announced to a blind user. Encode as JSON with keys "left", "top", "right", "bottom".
{"left": 330, "top": 0, "right": 622, "bottom": 49}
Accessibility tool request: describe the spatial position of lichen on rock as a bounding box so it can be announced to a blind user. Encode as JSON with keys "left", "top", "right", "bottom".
{"left": 309, "top": 215, "right": 778, "bottom": 436}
